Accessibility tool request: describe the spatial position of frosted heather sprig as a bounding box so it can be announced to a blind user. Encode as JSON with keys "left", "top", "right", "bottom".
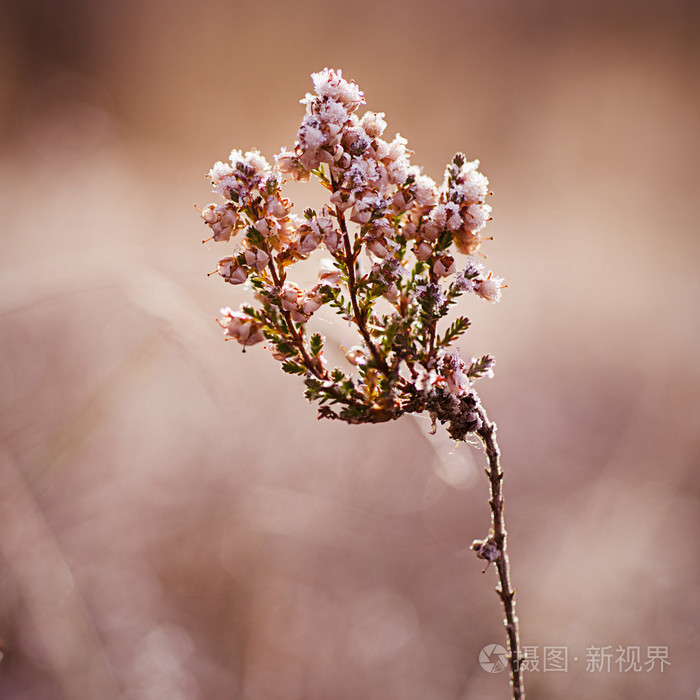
{"left": 199, "top": 67, "right": 504, "bottom": 440}
{"left": 197, "top": 68, "right": 523, "bottom": 699}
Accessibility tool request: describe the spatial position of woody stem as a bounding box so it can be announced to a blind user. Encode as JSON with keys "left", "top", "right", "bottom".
{"left": 475, "top": 406, "right": 524, "bottom": 700}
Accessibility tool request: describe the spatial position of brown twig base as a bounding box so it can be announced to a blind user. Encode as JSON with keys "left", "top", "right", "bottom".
{"left": 473, "top": 406, "right": 525, "bottom": 700}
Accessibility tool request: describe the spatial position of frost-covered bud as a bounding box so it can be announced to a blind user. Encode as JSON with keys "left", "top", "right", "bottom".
{"left": 453, "top": 229, "right": 481, "bottom": 255}
{"left": 318, "top": 259, "right": 342, "bottom": 286}
{"left": 200, "top": 204, "right": 219, "bottom": 225}
{"left": 219, "top": 308, "right": 264, "bottom": 346}
{"left": 310, "top": 68, "right": 364, "bottom": 108}
{"left": 434, "top": 254, "right": 456, "bottom": 277}
{"left": 207, "top": 161, "right": 236, "bottom": 198}
{"left": 445, "top": 203, "right": 463, "bottom": 231}
{"left": 412, "top": 174, "right": 439, "bottom": 208}
{"left": 275, "top": 148, "right": 297, "bottom": 174}
{"left": 240, "top": 149, "right": 269, "bottom": 177}
{"left": 266, "top": 195, "right": 289, "bottom": 219}
{"left": 413, "top": 240, "right": 433, "bottom": 261}
{"left": 345, "top": 345, "right": 368, "bottom": 366}
{"left": 244, "top": 248, "right": 270, "bottom": 271}
{"left": 360, "top": 111, "right": 387, "bottom": 138}
{"left": 217, "top": 257, "right": 248, "bottom": 285}
{"left": 441, "top": 351, "right": 471, "bottom": 396}
{"left": 474, "top": 275, "right": 505, "bottom": 303}
{"left": 463, "top": 202, "right": 492, "bottom": 232}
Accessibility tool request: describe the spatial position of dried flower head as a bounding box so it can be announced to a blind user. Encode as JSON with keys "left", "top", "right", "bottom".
{"left": 198, "top": 68, "right": 504, "bottom": 440}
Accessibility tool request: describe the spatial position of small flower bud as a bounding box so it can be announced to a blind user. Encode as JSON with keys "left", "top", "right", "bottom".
{"left": 281, "top": 283, "right": 301, "bottom": 311}
{"left": 349, "top": 200, "right": 374, "bottom": 225}
{"left": 299, "top": 231, "right": 321, "bottom": 255}
{"left": 360, "top": 111, "right": 387, "bottom": 138}
{"left": 217, "top": 257, "right": 248, "bottom": 285}
{"left": 254, "top": 218, "right": 273, "bottom": 237}
{"left": 219, "top": 307, "right": 264, "bottom": 346}
{"left": 433, "top": 254, "right": 456, "bottom": 277}
{"left": 318, "top": 259, "right": 342, "bottom": 286}
{"left": 474, "top": 275, "right": 505, "bottom": 303}
{"left": 383, "top": 283, "right": 400, "bottom": 303}
{"left": 367, "top": 237, "right": 390, "bottom": 258}
{"left": 413, "top": 240, "right": 433, "bottom": 261}
{"left": 345, "top": 345, "right": 368, "bottom": 366}
{"left": 329, "top": 189, "right": 355, "bottom": 211}
{"left": 422, "top": 220, "right": 441, "bottom": 242}
{"left": 244, "top": 248, "right": 270, "bottom": 271}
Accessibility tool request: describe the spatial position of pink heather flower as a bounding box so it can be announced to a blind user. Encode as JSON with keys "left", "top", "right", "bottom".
{"left": 219, "top": 308, "right": 264, "bottom": 346}
{"left": 442, "top": 351, "right": 470, "bottom": 396}
{"left": 341, "top": 126, "right": 370, "bottom": 155}
{"left": 391, "top": 190, "right": 412, "bottom": 213}
{"left": 412, "top": 174, "right": 439, "bottom": 208}
{"left": 301, "top": 291, "right": 323, "bottom": 315}
{"left": 299, "top": 230, "right": 322, "bottom": 255}
{"left": 275, "top": 148, "right": 296, "bottom": 172}
{"left": 254, "top": 218, "right": 273, "bottom": 237}
{"left": 453, "top": 229, "right": 481, "bottom": 255}
{"left": 244, "top": 248, "right": 270, "bottom": 271}
{"left": 366, "top": 236, "right": 392, "bottom": 259}
{"left": 413, "top": 240, "right": 433, "bottom": 261}
{"left": 266, "top": 195, "right": 289, "bottom": 219}
{"left": 318, "top": 259, "right": 342, "bottom": 286}
{"left": 200, "top": 203, "right": 239, "bottom": 242}
{"left": 433, "top": 254, "right": 456, "bottom": 277}
{"left": 310, "top": 68, "right": 364, "bottom": 107}
{"left": 360, "top": 111, "right": 387, "bottom": 138}
{"left": 280, "top": 283, "right": 301, "bottom": 311}
{"left": 421, "top": 219, "right": 441, "bottom": 242}
{"left": 329, "top": 189, "right": 355, "bottom": 212}
{"left": 463, "top": 202, "right": 491, "bottom": 232}
{"left": 349, "top": 199, "right": 374, "bottom": 225}
{"left": 217, "top": 257, "right": 248, "bottom": 285}
{"left": 402, "top": 219, "right": 417, "bottom": 239}
{"left": 383, "top": 282, "right": 400, "bottom": 303}
{"left": 475, "top": 275, "right": 505, "bottom": 303}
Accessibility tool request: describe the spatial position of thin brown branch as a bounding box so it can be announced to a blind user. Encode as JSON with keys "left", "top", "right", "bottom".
{"left": 328, "top": 174, "right": 390, "bottom": 376}
{"left": 266, "top": 259, "right": 324, "bottom": 379}
{"left": 474, "top": 406, "right": 525, "bottom": 700}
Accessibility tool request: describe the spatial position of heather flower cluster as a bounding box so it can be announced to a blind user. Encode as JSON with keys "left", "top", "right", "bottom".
{"left": 198, "top": 68, "right": 504, "bottom": 439}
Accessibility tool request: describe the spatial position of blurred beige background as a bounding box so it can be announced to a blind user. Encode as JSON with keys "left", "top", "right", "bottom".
{"left": 1, "top": 0, "right": 699, "bottom": 698}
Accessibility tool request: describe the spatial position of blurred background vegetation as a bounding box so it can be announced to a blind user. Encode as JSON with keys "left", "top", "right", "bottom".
{"left": 0, "top": 0, "right": 698, "bottom": 698}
